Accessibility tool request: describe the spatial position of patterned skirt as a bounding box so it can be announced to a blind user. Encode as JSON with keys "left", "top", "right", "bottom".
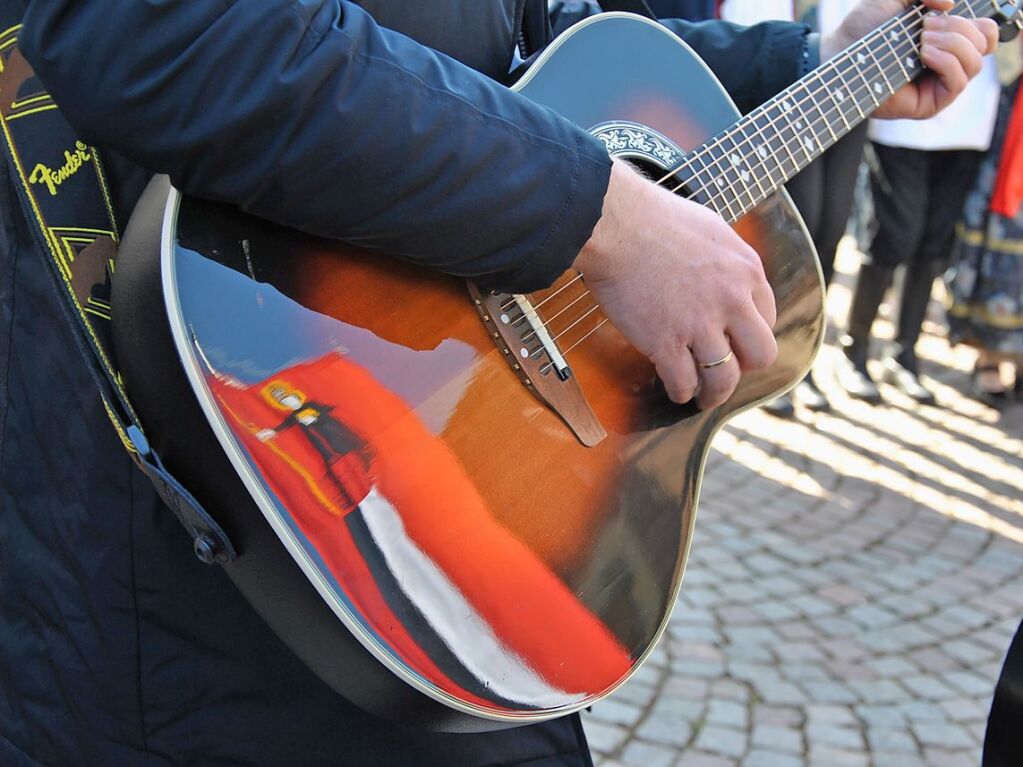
{"left": 946, "top": 84, "right": 1023, "bottom": 358}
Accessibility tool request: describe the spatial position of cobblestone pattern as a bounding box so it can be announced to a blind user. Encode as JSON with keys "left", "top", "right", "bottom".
{"left": 583, "top": 248, "right": 1023, "bottom": 767}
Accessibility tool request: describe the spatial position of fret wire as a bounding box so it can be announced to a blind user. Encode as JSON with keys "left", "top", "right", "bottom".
{"left": 865, "top": 39, "right": 897, "bottom": 100}
{"left": 714, "top": 140, "right": 749, "bottom": 217}
{"left": 884, "top": 25, "right": 912, "bottom": 81}
{"left": 801, "top": 76, "right": 837, "bottom": 145}
{"left": 854, "top": 52, "right": 882, "bottom": 109}
{"left": 823, "top": 67, "right": 853, "bottom": 131}
{"left": 741, "top": 104, "right": 788, "bottom": 191}
{"left": 735, "top": 120, "right": 770, "bottom": 198}
{"left": 719, "top": 134, "right": 758, "bottom": 210}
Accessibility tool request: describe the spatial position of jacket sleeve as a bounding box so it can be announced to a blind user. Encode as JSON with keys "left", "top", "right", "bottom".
{"left": 20, "top": 0, "right": 612, "bottom": 293}
{"left": 549, "top": 1, "right": 815, "bottom": 114}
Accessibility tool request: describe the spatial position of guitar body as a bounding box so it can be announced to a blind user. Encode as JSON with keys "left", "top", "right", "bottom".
{"left": 112, "top": 14, "right": 823, "bottom": 731}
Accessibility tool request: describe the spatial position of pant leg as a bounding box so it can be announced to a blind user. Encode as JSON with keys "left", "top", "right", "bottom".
{"left": 843, "top": 143, "right": 929, "bottom": 352}
{"left": 817, "top": 122, "right": 869, "bottom": 286}
{"left": 868, "top": 143, "right": 931, "bottom": 269}
{"left": 891, "top": 149, "right": 984, "bottom": 361}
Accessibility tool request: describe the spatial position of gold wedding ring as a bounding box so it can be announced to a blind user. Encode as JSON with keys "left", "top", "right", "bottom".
{"left": 698, "top": 349, "right": 734, "bottom": 369}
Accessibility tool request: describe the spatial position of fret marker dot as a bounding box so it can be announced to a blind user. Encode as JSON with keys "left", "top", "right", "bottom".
{"left": 891, "top": 30, "right": 899, "bottom": 41}
{"left": 857, "top": 53, "right": 867, "bottom": 64}
{"left": 835, "top": 89, "right": 845, "bottom": 101}
{"left": 796, "top": 120, "right": 804, "bottom": 130}
{"left": 757, "top": 144, "right": 768, "bottom": 159}
{"left": 715, "top": 177, "right": 725, "bottom": 188}
{"left": 741, "top": 170, "right": 750, "bottom": 182}
{"left": 906, "top": 56, "right": 916, "bottom": 69}
{"left": 874, "top": 82, "right": 883, "bottom": 95}
{"left": 781, "top": 99, "right": 791, "bottom": 112}
{"left": 729, "top": 153, "right": 741, "bottom": 167}
{"left": 803, "top": 135, "right": 813, "bottom": 152}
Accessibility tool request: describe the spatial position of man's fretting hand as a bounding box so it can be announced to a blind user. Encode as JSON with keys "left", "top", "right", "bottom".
{"left": 822, "top": 0, "right": 998, "bottom": 120}
{"left": 573, "top": 159, "right": 778, "bottom": 410}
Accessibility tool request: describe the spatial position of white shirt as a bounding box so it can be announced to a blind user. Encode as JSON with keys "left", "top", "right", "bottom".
{"left": 817, "top": 0, "right": 859, "bottom": 35}
{"left": 719, "top": 1, "right": 794, "bottom": 25}
{"left": 868, "top": 56, "right": 1001, "bottom": 151}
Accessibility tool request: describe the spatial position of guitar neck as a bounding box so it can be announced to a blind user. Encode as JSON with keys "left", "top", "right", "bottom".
{"left": 677, "top": 0, "right": 991, "bottom": 223}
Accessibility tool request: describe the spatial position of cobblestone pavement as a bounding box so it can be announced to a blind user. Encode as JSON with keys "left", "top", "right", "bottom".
{"left": 582, "top": 244, "right": 1023, "bottom": 767}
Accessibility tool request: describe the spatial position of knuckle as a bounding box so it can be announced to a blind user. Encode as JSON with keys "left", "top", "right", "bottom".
{"left": 724, "top": 284, "right": 751, "bottom": 311}
{"left": 750, "top": 337, "right": 779, "bottom": 370}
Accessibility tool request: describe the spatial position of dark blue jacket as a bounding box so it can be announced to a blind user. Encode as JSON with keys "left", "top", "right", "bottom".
{"left": 0, "top": 2, "right": 811, "bottom": 764}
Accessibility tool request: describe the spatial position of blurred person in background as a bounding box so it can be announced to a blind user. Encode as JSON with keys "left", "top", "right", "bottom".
{"left": 837, "top": 43, "right": 1001, "bottom": 405}
{"left": 946, "top": 52, "right": 1023, "bottom": 404}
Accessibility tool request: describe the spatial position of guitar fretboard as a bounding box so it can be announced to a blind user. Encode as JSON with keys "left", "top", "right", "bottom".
{"left": 671, "top": 0, "right": 994, "bottom": 222}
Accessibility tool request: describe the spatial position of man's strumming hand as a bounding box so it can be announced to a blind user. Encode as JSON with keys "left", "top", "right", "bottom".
{"left": 573, "top": 159, "right": 778, "bottom": 410}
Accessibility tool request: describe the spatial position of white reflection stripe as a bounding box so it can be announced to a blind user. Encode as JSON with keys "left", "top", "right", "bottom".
{"left": 360, "top": 487, "right": 580, "bottom": 709}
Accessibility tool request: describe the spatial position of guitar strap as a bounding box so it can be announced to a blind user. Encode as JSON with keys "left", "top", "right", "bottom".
{"left": 0, "top": 25, "right": 236, "bottom": 565}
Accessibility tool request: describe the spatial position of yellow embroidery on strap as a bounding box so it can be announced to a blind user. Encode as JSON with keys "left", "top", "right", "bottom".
{"left": 28, "top": 140, "right": 92, "bottom": 196}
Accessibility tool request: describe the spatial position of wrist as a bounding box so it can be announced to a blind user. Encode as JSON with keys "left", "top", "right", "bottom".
{"left": 573, "top": 158, "right": 639, "bottom": 280}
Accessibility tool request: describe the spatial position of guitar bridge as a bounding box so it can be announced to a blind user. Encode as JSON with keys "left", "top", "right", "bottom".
{"left": 468, "top": 282, "right": 607, "bottom": 447}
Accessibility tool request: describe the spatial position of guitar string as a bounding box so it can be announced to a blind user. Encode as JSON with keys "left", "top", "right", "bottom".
{"left": 521, "top": 287, "right": 595, "bottom": 342}
{"left": 501, "top": 272, "right": 584, "bottom": 312}
{"left": 530, "top": 0, "right": 986, "bottom": 370}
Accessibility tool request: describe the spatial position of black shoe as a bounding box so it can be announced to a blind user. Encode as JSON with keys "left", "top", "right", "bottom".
{"left": 794, "top": 376, "right": 830, "bottom": 412}
{"left": 762, "top": 393, "right": 795, "bottom": 418}
{"left": 881, "top": 357, "right": 936, "bottom": 404}
{"left": 836, "top": 349, "right": 882, "bottom": 403}
{"left": 973, "top": 363, "right": 1010, "bottom": 406}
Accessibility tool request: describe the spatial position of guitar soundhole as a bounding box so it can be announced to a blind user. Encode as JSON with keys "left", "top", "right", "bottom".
{"left": 590, "top": 121, "right": 693, "bottom": 198}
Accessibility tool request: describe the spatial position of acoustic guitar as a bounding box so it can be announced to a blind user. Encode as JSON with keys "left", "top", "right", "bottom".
{"left": 112, "top": 3, "right": 1022, "bottom": 732}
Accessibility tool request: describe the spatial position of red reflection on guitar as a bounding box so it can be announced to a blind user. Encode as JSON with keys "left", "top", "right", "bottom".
{"left": 206, "top": 351, "right": 631, "bottom": 705}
